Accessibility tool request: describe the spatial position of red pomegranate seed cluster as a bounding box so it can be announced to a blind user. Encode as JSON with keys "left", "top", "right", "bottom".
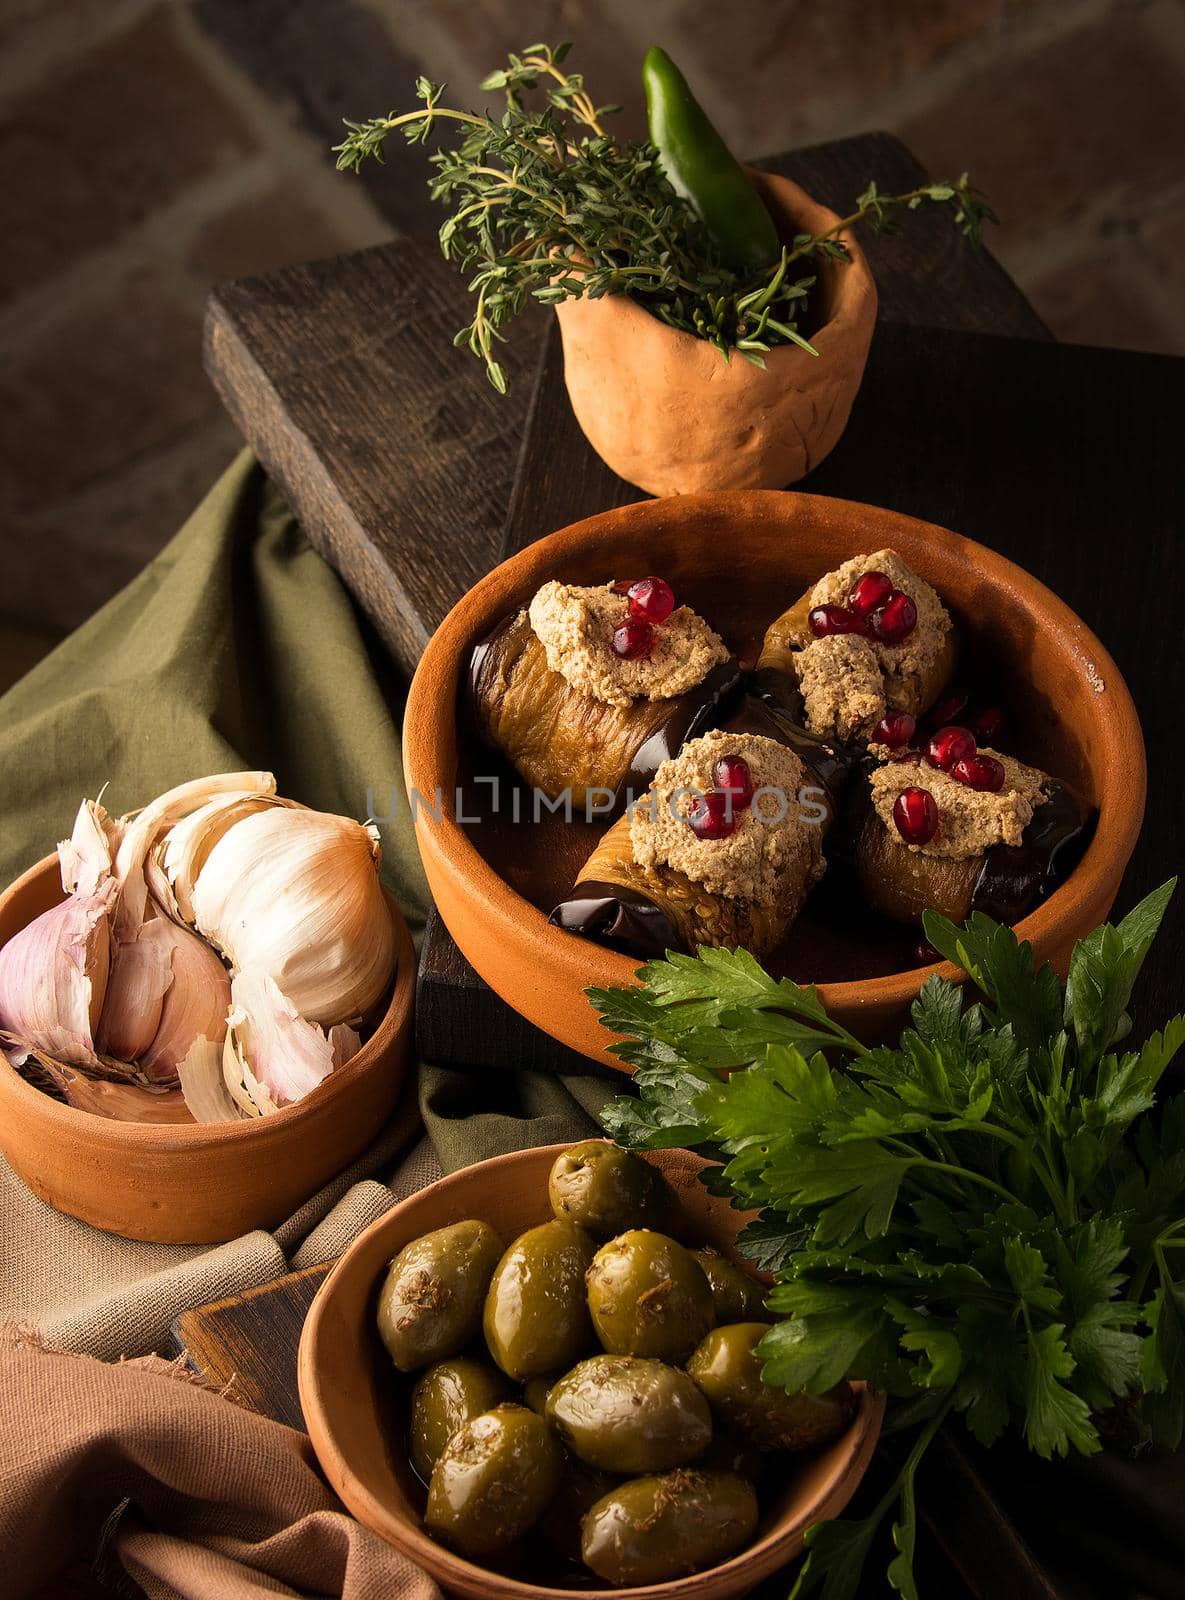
{"left": 891, "top": 721, "right": 1009, "bottom": 845}
{"left": 924, "top": 724, "right": 1005, "bottom": 792}
{"left": 687, "top": 755, "right": 754, "bottom": 841}
{"left": 610, "top": 576, "right": 676, "bottom": 659}
{"left": 807, "top": 568, "right": 919, "bottom": 646}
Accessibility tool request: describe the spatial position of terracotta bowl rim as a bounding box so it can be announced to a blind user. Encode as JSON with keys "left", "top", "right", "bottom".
{"left": 402, "top": 489, "right": 1146, "bottom": 1048}
{"left": 0, "top": 853, "right": 416, "bottom": 1147}
{"left": 564, "top": 168, "right": 874, "bottom": 358}
{"left": 298, "top": 1141, "right": 887, "bottom": 1600}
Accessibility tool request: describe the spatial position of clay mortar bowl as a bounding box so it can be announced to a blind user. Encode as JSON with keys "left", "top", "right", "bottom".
{"left": 0, "top": 854, "right": 415, "bottom": 1244}
{"left": 298, "top": 1141, "right": 885, "bottom": 1600}
{"left": 403, "top": 492, "right": 1145, "bottom": 1065}
{"left": 554, "top": 170, "right": 877, "bottom": 495}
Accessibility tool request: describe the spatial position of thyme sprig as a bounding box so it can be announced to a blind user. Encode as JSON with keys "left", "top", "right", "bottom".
{"left": 336, "top": 43, "right": 995, "bottom": 390}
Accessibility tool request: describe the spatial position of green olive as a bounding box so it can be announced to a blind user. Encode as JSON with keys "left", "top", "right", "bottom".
{"left": 407, "top": 1357, "right": 511, "bottom": 1483}
{"left": 548, "top": 1140, "right": 673, "bottom": 1239}
{"left": 522, "top": 1374, "right": 557, "bottom": 1415}
{"left": 483, "top": 1219, "right": 597, "bottom": 1379}
{"left": 538, "top": 1456, "right": 619, "bottom": 1561}
{"left": 691, "top": 1247, "right": 768, "bottom": 1323}
{"left": 586, "top": 1229, "right": 714, "bottom": 1360}
{"left": 688, "top": 1322, "right": 855, "bottom": 1451}
{"left": 425, "top": 1403, "right": 562, "bottom": 1557}
{"left": 545, "top": 1354, "right": 712, "bottom": 1473}
{"left": 581, "top": 1469, "right": 759, "bottom": 1585}
{"left": 377, "top": 1219, "right": 503, "bottom": 1373}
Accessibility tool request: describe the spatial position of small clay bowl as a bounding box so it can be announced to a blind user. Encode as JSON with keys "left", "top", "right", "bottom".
{"left": 0, "top": 854, "right": 415, "bottom": 1244}
{"left": 403, "top": 492, "right": 1145, "bottom": 1064}
{"left": 298, "top": 1141, "right": 884, "bottom": 1600}
{"left": 554, "top": 170, "right": 877, "bottom": 494}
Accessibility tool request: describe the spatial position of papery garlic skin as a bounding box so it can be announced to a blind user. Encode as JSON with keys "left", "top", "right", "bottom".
{"left": 187, "top": 809, "right": 395, "bottom": 1026}
{"left": 0, "top": 888, "right": 113, "bottom": 1069}
{"left": 222, "top": 970, "right": 343, "bottom": 1116}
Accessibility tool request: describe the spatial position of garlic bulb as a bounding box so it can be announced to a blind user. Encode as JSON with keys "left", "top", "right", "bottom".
{"left": 159, "top": 805, "right": 395, "bottom": 1026}
{"left": 0, "top": 770, "right": 392, "bottom": 1125}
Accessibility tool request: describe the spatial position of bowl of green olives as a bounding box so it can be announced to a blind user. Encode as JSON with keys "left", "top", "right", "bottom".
{"left": 298, "top": 1140, "right": 884, "bottom": 1599}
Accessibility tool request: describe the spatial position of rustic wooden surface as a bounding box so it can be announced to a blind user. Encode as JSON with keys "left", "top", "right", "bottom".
{"left": 203, "top": 131, "right": 1046, "bottom": 679}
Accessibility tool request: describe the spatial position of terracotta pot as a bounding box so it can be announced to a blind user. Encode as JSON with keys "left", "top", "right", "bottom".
{"left": 554, "top": 170, "right": 877, "bottom": 495}
{"left": 0, "top": 855, "right": 416, "bottom": 1244}
{"left": 298, "top": 1141, "right": 885, "bottom": 1600}
{"left": 402, "top": 492, "right": 1146, "bottom": 1066}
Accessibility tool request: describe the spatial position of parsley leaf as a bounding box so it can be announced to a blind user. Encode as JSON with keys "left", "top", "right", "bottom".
{"left": 588, "top": 884, "right": 1180, "bottom": 1598}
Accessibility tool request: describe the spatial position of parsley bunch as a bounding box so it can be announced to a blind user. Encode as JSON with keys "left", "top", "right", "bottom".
{"left": 335, "top": 43, "right": 993, "bottom": 390}
{"left": 592, "top": 881, "right": 1185, "bottom": 1599}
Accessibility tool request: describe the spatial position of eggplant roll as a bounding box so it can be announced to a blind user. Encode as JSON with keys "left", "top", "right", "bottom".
{"left": 757, "top": 551, "right": 958, "bottom": 733}
{"left": 549, "top": 699, "right": 857, "bottom": 961}
{"left": 469, "top": 610, "right": 742, "bottom": 808}
{"left": 549, "top": 811, "right": 792, "bottom": 959}
{"left": 855, "top": 779, "right": 1092, "bottom": 928}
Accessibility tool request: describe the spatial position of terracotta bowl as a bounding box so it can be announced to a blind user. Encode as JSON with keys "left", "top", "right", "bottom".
{"left": 0, "top": 854, "right": 416, "bottom": 1244}
{"left": 554, "top": 170, "right": 877, "bottom": 495}
{"left": 403, "top": 492, "right": 1146, "bottom": 1065}
{"left": 298, "top": 1141, "right": 885, "bottom": 1600}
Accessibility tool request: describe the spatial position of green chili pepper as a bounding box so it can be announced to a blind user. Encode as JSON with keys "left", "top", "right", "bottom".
{"left": 642, "top": 45, "right": 781, "bottom": 279}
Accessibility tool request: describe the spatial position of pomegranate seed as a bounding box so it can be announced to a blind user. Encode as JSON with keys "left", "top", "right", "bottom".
{"left": 808, "top": 603, "right": 865, "bottom": 637}
{"left": 713, "top": 755, "right": 753, "bottom": 810}
{"left": 925, "top": 688, "right": 970, "bottom": 729}
{"left": 951, "top": 753, "right": 1006, "bottom": 792}
{"left": 893, "top": 786, "right": 939, "bottom": 845}
{"left": 970, "top": 705, "right": 1006, "bottom": 746}
{"left": 848, "top": 569, "right": 893, "bottom": 619}
{"left": 687, "top": 790, "right": 739, "bottom": 840}
{"left": 611, "top": 619, "right": 654, "bottom": 660}
{"left": 873, "top": 710, "right": 917, "bottom": 749}
{"left": 869, "top": 590, "right": 918, "bottom": 644}
{"left": 626, "top": 576, "right": 675, "bottom": 623}
{"left": 925, "top": 725, "right": 977, "bottom": 771}
{"left": 913, "top": 938, "right": 942, "bottom": 966}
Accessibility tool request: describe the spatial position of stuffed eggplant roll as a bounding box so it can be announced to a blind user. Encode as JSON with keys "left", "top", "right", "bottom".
{"left": 470, "top": 578, "right": 741, "bottom": 809}
{"left": 756, "top": 549, "right": 957, "bottom": 743}
{"left": 550, "top": 728, "right": 830, "bottom": 960}
{"left": 856, "top": 745, "right": 1090, "bottom": 927}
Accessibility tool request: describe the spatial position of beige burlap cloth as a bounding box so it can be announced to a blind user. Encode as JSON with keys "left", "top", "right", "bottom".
{"left": 0, "top": 1325, "right": 441, "bottom": 1599}
{"left": 0, "top": 1085, "right": 440, "bottom": 1362}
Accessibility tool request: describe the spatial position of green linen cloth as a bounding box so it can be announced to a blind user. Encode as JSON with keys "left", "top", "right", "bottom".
{"left": 0, "top": 450, "right": 615, "bottom": 1354}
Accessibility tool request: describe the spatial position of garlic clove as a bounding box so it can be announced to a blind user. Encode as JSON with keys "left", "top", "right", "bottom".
{"left": 95, "top": 914, "right": 175, "bottom": 1067}
{"left": 0, "top": 889, "right": 113, "bottom": 1069}
{"left": 139, "top": 922, "right": 231, "bottom": 1082}
{"left": 221, "top": 969, "right": 337, "bottom": 1114}
{"left": 177, "top": 1036, "right": 245, "bottom": 1124}
{"left": 190, "top": 809, "right": 396, "bottom": 1026}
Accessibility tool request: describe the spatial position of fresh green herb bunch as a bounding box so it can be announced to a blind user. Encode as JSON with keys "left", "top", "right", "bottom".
{"left": 336, "top": 43, "right": 994, "bottom": 390}
{"left": 593, "top": 882, "right": 1185, "bottom": 1599}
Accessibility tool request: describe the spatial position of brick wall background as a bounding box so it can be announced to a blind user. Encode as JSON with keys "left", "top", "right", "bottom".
{"left": 3, "top": 0, "right": 1184, "bottom": 679}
